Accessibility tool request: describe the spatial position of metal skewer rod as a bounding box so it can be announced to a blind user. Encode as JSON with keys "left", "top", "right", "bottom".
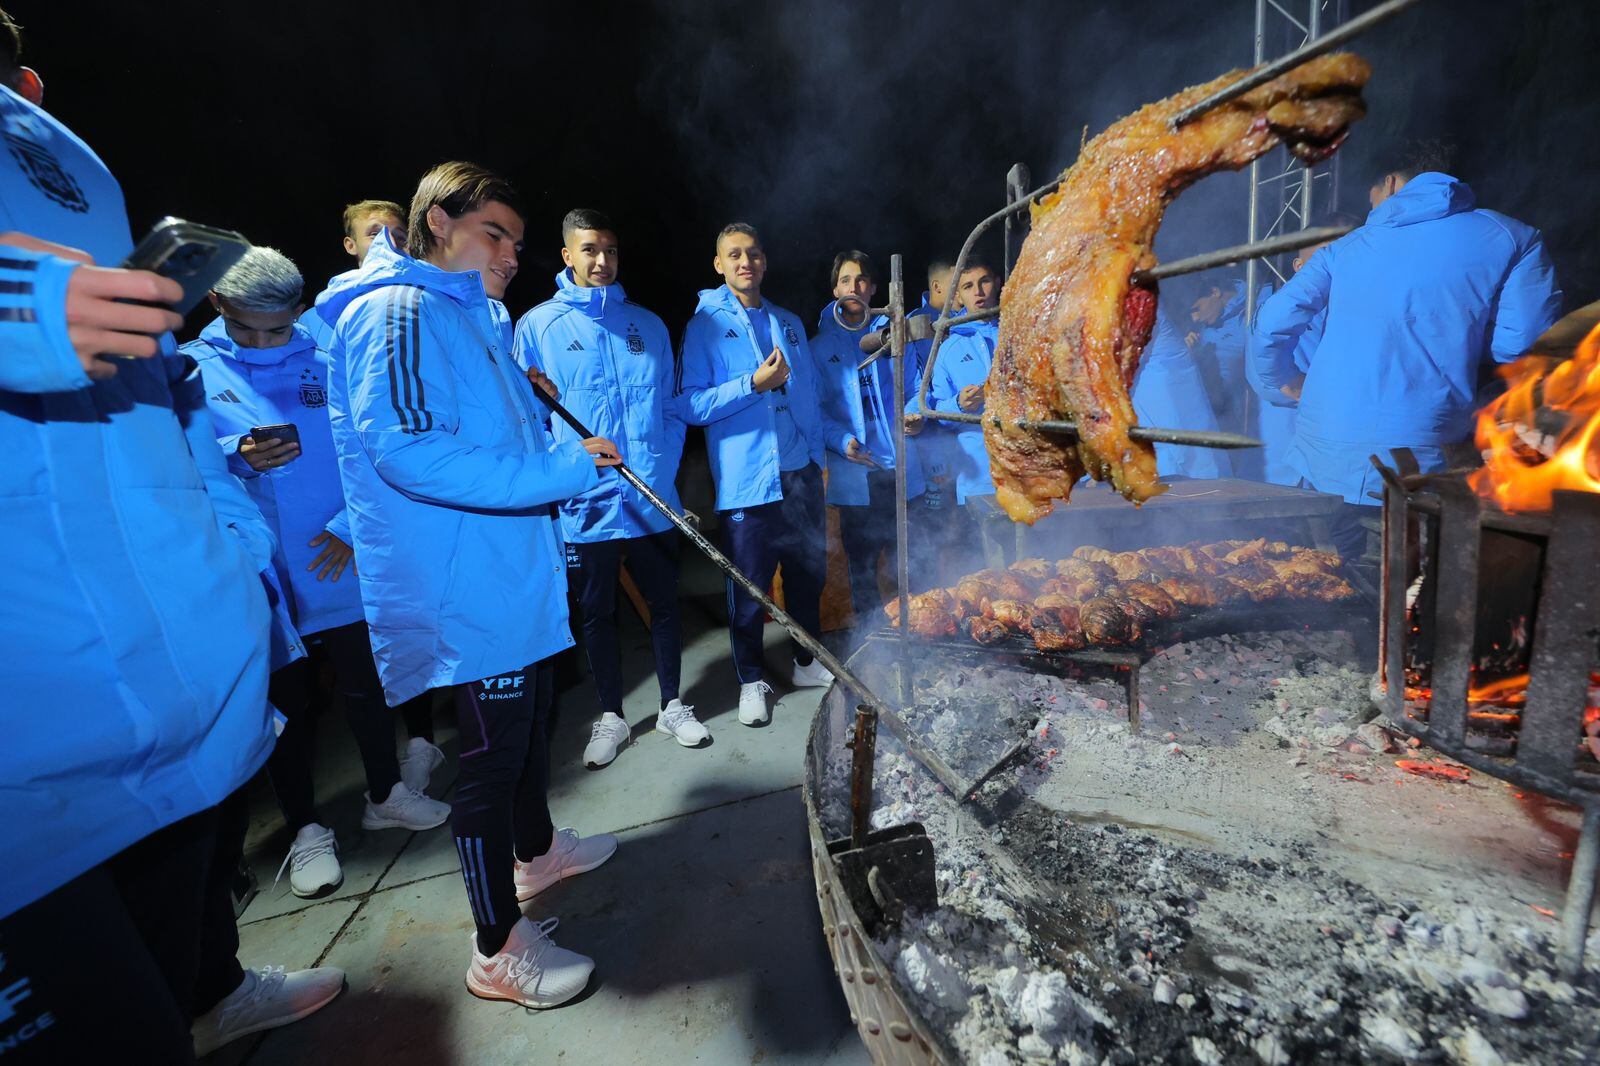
{"left": 533, "top": 389, "right": 975, "bottom": 800}
{"left": 918, "top": 407, "right": 1262, "bottom": 450}
{"left": 1169, "top": 0, "right": 1423, "bottom": 128}
{"left": 1131, "top": 224, "right": 1353, "bottom": 284}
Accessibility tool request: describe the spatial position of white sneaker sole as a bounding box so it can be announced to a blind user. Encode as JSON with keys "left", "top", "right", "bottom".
{"left": 654, "top": 723, "right": 709, "bottom": 747}
{"left": 738, "top": 708, "right": 771, "bottom": 726}
{"left": 361, "top": 807, "right": 449, "bottom": 832}
{"left": 790, "top": 673, "right": 833, "bottom": 689}
{"left": 465, "top": 966, "right": 592, "bottom": 1009}
{"left": 289, "top": 872, "right": 344, "bottom": 900}
{"left": 583, "top": 742, "right": 624, "bottom": 770}
{"left": 192, "top": 976, "right": 347, "bottom": 1057}
{"left": 514, "top": 842, "right": 618, "bottom": 902}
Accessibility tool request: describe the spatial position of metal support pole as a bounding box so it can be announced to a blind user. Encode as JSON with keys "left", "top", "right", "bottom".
{"left": 848, "top": 703, "right": 879, "bottom": 849}
{"left": 1003, "top": 163, "right": 1031, "bottom": 280}
{"left": 889, "top": 255, "right": 912, "bottom": 711}
{"left": 1558, "top": 804, "right": 1600, "bottom": 979}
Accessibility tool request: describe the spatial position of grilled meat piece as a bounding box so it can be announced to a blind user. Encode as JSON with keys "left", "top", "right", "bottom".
{"left": 1158, "top": 574, "right": 1222, "bottom": 609}
{"left": 1010, "top": 557, "right": 1054, "bottom": 581}
{"left": 967, "top": 616, "right": 1009, "bottom": 645}
{"left": 1032, "top": 623, "right": 1087, "bottom": 652}
{"left": 1072, "top": 546, "right": 1116, "bottom": 563}
{"left": 884, "top": 589, "right": 961, "bottom": 637}
{"left": 1033, "top": 592, "right": 1079, "bottom": 612}
{"left": 1119, "top": 580, "right": 1180, "bottom": 619}
{"left": 1105, "top": 551, "right": 1155, "bottom": 582}
{"left": 984, "top": 54, "right": 1370, "bottom": 521}
{"left": 988, "top": 599, "right": 1039, "bottom": 633}
{"left": 1080, "top": 597, "right": 1140, "bottom": 645}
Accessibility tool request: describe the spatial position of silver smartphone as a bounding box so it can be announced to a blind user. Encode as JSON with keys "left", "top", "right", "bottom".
{"left": 121, "top": 216, "right": 251, "bottom": 315}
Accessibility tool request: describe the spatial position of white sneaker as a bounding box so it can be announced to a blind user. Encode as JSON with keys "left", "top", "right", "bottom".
{"left": 790, "top": 656, "right": 835, "bottom": 689}
{"left": 275, "top": 823, "right": 342, "bottom": 899}
{"left": 582, "top": 712, "right": 630, "bottom": 769}
{"left": 399, "top": 737, "right": 445, "bottom": 794}
{"left": 465, "top": 917, "right": 592, "bottom": 1009}
{"left": 514, "top": 827, "right": 618, "bottom": 902}
{"left": 191, "top": 965, "right": 346, "bottom": 1058}
{"left": 362, "top": 781, "right": 450, "bottom": 831}
{"left": 655, "top": 699, "right": 710, "bottom": 747}
{"left": 739, "top": 680, "right": 774, "bottom": 726}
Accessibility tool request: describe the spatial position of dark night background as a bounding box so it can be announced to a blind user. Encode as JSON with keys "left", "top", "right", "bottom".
{"left": 14, "top": 0, "right": 1599, "bottom": 338}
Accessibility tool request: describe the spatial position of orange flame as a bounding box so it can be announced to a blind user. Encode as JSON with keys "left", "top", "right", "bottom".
{"left": 1469, "top": 322, "right": 1600, "bottom": 512}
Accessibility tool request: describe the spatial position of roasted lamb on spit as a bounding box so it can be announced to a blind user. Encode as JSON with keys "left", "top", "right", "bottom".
{"left": 885, "top": 538, "right": 1355, "bottom": 650}
{"left": 986, "top": 54, "right": 1371, "bottom": 523}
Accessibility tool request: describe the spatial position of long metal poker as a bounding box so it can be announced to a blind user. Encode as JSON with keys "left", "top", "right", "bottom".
{"left": 533, "top": 388, "right": 974, "bottom": 799}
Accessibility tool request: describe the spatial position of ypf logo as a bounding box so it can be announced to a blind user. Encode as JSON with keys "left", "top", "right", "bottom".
{"left": 479, "top": 674, "right": 527, "bottom": 700}
{"left": 0, "top": 953, "right": 33, "bottom": 1025}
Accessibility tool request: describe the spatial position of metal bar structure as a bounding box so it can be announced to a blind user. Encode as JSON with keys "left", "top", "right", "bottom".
{"left": 889, "top": 256, "right": 913, "bottom": 713}
{"left": 1171, "top": 0, "right": 1419, "bottom": 128}
{"left": 1242, "top": 0, "right": 1350, "bottom": 467}
{"left": 1374, "top": 460, "right": 1600, "bottom": 977}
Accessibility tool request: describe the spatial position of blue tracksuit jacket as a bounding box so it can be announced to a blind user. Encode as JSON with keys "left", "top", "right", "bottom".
{"left": 921, "top": 317, "right": 997, "bottom": 503}
{"left": 810, "top": 300, "right": 925, "bottom": 507}
{"left": 513, "top": 270, "right": 684, "bottom": 541}
{"left": 186, "top": 317, "right": 365, "bottom": 637}
{"left": 1246, "top": 282, "right": 1324, "bottom": 486}
{"left": 677, "top": 284, "right": 825, "bottom": 511}
{"left": 0, "top": 84, "right": 277, "bottom": 916}
{"left": 321, "top": 231, "right": 599, "bottom": 704}
{"left": 1131, "top": 310, "right": 1233, "bottom": 480}
{"left": 1253, "top": 173, "right": 1562, "bottom": 503}
{"left": 906, "top": 294, "right": 957, "bottom": 483}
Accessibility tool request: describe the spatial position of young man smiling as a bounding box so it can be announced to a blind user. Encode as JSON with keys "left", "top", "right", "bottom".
{"left": 324, "top": 162, "right": 621, "bottom": 1009}
{"left": 679, "top": 223, "right": 831, "bottom": 727}
{"left": 514, "top": 209, "right": 700, "bottom": 769}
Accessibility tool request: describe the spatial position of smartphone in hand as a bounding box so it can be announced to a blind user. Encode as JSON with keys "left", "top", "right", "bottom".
{"left": 250, "top": 423, "right": 300, "bottom": 448}
{"left": 122, "top": 217, "right": 251, "bottom": 315}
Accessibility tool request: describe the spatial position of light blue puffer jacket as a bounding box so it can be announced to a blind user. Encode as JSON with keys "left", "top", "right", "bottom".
{"left": 514, "top": 270, "right": 684, "bottom": 541}
{"left": 320, "top": 231, "right": 598, "bottom": 704}
{"left": 0, "top": 84, "right": 278, "bottom": 917}
{"left": 809, "top": 300, "right": 924, "bottom": 506}
{"left": 677, "top": 284, "right": 825, "bottom": 511}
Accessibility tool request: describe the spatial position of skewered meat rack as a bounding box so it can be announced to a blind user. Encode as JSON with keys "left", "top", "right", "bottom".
{"left": 833, "top": 0, "right": 1422, "bottom": 839}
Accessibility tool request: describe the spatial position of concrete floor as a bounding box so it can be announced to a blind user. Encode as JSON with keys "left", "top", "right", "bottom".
{"left": 217, "top": 559, "right": 871, "bottom": 1066}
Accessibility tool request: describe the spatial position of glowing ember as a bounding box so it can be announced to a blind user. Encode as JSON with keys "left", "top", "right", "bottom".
{"left": 1395, "top": 759, "right": 1471, "bottom": 782}
{"left": 1470, "top": 321, "right": 1600, "bottom": 512}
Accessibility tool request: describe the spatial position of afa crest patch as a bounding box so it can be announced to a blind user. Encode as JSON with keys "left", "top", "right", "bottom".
{"left": 5, "top": 132, "right": 88, "bottom": 213}
{"left": 299, "top": 369, "right": 326, "bottom": 408}
{"left": 783, "top": 324, "right": 799, "bottom": 346}
{"left": 625, "top": 328, "right": 646, "bottom": 355}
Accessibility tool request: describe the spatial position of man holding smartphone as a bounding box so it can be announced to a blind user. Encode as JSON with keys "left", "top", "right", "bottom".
{"left": 0, "top": 10, "right": 343, "bottom": 1061}
{"left": 810, "top": 250, "right": 925, "bottom": 628}
{"left": 514, "top": 209, "right": 702, "bottom": 770}
{"left": 324, "top": 162, "right": 620, "bottom": 1009}
{"left": 187, "top": 246, "right": 453, "bottom": 901}
{"left": 678, "top": 222, "right": 832, "bottom": 727}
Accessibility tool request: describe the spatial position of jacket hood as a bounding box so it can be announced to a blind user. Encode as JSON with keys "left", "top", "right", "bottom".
{"left": 694, "top": 283, "right": 762, "bottom": 318}
{"left": 552, "top": 268, "right": 627, "bottom": 318}
{"left": 315, "top": 228, "right": 488, "bottom": 328}
{"left": 1367, "top": 172, "right": 1476, "bottom": 229}
{"left": 1219, "top": 279, "right": 1247, "bottom": 325}
{"left": 194, "top": 315, "right": 317, "bottom": 367}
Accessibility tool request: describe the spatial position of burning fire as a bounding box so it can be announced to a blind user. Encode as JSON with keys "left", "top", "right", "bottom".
{"left": 1470, "top": 321, "right": 1600, "bottom": 512}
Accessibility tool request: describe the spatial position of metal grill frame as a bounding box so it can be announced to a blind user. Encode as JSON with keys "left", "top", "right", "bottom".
{"left": 1375, "top": 463, "right": 1600, "bottom": 976}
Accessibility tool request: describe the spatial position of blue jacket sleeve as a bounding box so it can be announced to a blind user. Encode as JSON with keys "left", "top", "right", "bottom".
{"left": 677, "top": 313, "right": 760, "bottom": 425}
{"left": 510, "top": 316, "right": 554, "bottom": 431}
{"left": 166, "top": 354, "right": 279, "bottom": 573}
{"left": 342, "top": 291, "right": 598, "bottom": 511}
{"left": 1488, "top": 231, "right": 1563, "bottom": 363}
{"left": 811, "top": 339, "right": 856, "bottom": 455}
{"left": 1252, "top": 252, "right": 1331, "bottom": 395}
{"left": 0, "top": 247, "right": 91, "bottom": 394}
